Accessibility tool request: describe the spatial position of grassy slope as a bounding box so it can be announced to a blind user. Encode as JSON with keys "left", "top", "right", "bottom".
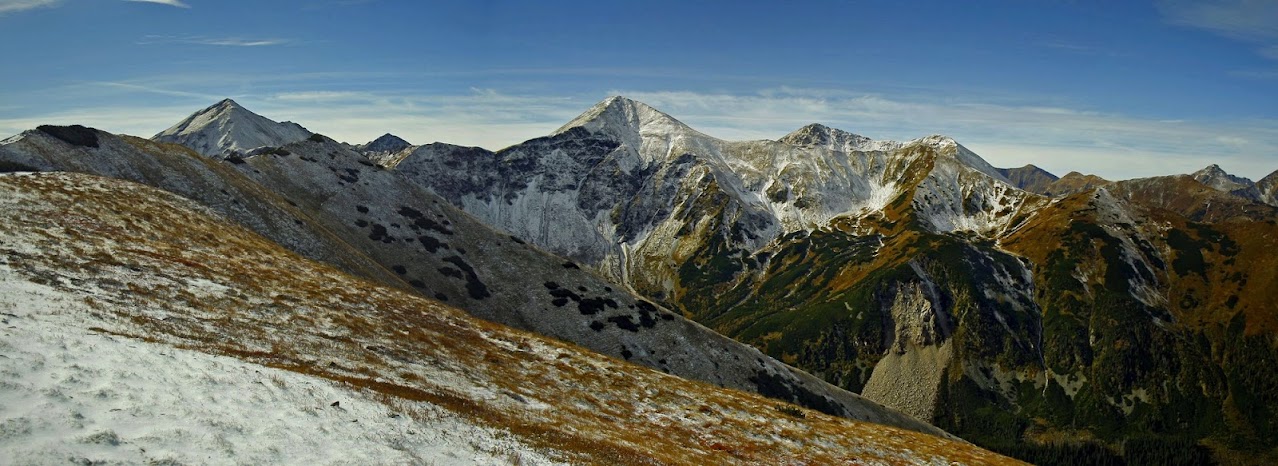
{"left": 0, "top": 172, "right": 1021, "bottom": 465}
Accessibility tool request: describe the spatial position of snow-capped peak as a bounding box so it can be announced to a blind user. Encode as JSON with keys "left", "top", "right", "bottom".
{"left": 153, "top": 98, "right": 313, "bottom": 158}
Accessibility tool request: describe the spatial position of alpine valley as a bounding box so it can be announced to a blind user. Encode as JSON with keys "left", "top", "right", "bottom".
{"left": 2, "top": 96, "right": 1275, "bottom": 465}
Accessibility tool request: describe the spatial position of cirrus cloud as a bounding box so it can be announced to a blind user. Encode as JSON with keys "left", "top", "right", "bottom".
{"left": 0, "top": 0, "right": 60, "bottom": 15}
{"left": 137, "top": 35, "right": 293, "bottom": 47}
{"left": 123, "top": 0, "right": 190, "bottom": 8}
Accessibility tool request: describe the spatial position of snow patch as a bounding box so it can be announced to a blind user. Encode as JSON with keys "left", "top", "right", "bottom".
{"left": 0, "top": 267, "right": 560, "bottom": 465}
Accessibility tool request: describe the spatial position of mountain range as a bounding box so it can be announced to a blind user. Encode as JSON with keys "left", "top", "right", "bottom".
{"left": 2, "top": 96, "right": 1276, "bottom": 465}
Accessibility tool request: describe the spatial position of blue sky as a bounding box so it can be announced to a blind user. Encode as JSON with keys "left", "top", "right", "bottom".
{"left": 0, "top": 0, "right": 1275, "bottom": 180}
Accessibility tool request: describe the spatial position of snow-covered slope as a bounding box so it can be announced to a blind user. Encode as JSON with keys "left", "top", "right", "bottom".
{"left": 0, "top": 301, "right": 552, "bottom": 465}
{"left": 0, "top": 171, "right": 1019, "bottom": 465}
{"left": 152, "top": 99, "right": 312, "bottom": 158}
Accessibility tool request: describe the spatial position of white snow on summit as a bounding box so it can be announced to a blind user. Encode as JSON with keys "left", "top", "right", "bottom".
{"left": 153, "top": 99, "right": 312, "bottom": 158}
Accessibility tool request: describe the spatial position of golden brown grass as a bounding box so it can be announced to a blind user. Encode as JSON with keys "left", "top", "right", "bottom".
{"left": 0, "top": 172, "right": 1025, "bottom": 465}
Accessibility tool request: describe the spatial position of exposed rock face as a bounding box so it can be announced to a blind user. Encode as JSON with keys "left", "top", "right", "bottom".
{"left": 194, "top": 134, "right": 938, "bottom": 434}
{"left": 1192, "top": 164, "right": 1258, "bottom": 197}
{"left": 886, "top": 278, "right": 952, "bottom": 354}
{"left": 862, "top": 272, "right": 957, "bottom": 422}
{"left": 389, "top": 96, "right": 1033, "bottom": 299}
{"left": 1260, "top": 169, "right": 1278, "bottom": 206}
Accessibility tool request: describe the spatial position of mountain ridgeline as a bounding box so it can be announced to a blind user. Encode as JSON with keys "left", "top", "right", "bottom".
{"left": 3, "top": 96, "right": 1276, "bottom": 464}
{"left": 382, "top": 97, "right": 1278, "bottom": 464}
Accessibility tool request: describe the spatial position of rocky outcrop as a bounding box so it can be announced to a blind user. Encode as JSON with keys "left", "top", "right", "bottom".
{"left": 862, "top": 272, "right": 956, "bottom": 422}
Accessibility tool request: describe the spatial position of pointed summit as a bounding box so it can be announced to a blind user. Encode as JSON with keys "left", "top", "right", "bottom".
{"left": 358, "top": 133, "right": 411, "bottom": 155}
{"left": 552, "top": 96, "right": 698, "bottom": 148}
{"left": 1191, "top": 164, "right": 1255, "bottom": 193}
{"left": 153, "top": 98, "right": 312, "bottom": 158}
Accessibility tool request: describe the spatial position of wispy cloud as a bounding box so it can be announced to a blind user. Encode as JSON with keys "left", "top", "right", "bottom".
{"left": 1158, "top": 0, "right": 1278, "bottom": 41}
{"left": 1158, "top": 0, "right": 1278, "bottom": 63}
{"left": 0, "top": 0, "right": 59, "bottom": 15}
{"left": 1230, "top": 69, "right": 1278, "bottom": 79}
{"left": 197, "top": 38, "right": 290, "bottom": 47}
{"left": 123, "top": 0, "right": 190, "bottom": 8}
{"left": 87, "top": 81, "right": 223, "bottom": 100}
{"left": 138, "top": 35, "right": 293, "bottom": 47}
